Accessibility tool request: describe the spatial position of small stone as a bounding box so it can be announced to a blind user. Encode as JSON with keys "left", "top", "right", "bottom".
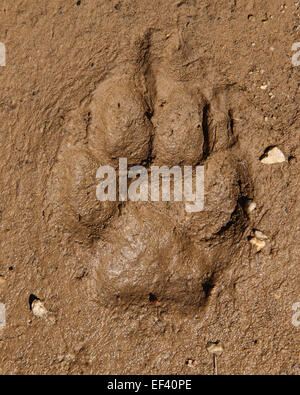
{"left": 254, "top": 230, "right": 268, "bottom": 240}
{"left": 0, "top": 276, "right": 6, "bottom": 286}
{"left": 260, "top": 147, "right": 286, "bottom": 164}
{"left": 31, "top": 299, "right": 48, "bottom": 318}
{"left": 185, "top": 359, "right": 197, "bottom": 367}
{"left": 245, "top": 200, "right": 257, "bottom": 214}
{"left": 207, "top": 343, "right": 223, "bottom": 356}
{"left": 260, "top": 84, "right": 268, "bottom": 90}
{"left": 250, "top": 237, "right": 266, "bottom": 252}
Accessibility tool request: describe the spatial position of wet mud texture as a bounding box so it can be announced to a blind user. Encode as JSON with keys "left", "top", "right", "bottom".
{"left": 0, "top": 0, "right": 299, "bottom": 374}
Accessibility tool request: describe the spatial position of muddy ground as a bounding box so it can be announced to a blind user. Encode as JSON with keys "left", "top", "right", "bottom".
{"left": 0, "top": 0, "right": 299, "bottom": 374}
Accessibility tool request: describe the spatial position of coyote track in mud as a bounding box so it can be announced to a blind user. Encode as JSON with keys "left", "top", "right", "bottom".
{"left": 46, "top": 33, "right": 254, "bottom": 312}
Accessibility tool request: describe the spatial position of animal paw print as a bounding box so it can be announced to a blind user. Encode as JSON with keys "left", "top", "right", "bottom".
{"left": 46, "top": 34, "right": 253, "bottom": 312}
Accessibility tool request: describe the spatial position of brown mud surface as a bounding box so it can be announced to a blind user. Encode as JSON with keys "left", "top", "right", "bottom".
{"left": 0, "top": 0, "right": 299, "bottom": 374}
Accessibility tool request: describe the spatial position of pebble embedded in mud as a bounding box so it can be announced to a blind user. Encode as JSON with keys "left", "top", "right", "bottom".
{"left": 250, "top": 238, "right": 266, "bottom": 252}
{"left": 245, "top": 200, "right": 257, "bottom": 214}
{"left": 31, "top": 299, "right": 48, "bottom": 318}
{"left": 260, "top": 147, "right": 286, "bottom": 164}
{"left": 254, "top": 230, "right": 268, "bottom": 240}
{"left": 250, "top": 230, "right": 268, "bottom": 252}
{"left": 185, "top": 359, "right": 197, "bottom": 367}
{"left": 260, "top": 84, "right": 268, "bottom": 90}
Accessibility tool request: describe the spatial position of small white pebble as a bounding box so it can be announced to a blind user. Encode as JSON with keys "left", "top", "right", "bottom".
{"left": 254, "top": 230, "right": 268, "bottom": 240}
{"left": 250, "top": 237, "right": 266, "bottom": 252}
{"left": 245, "top": 200, "right": 257, "bottom": 214}
{"left": 261, "top": 147, "right": 286, "bottom": 164}
{"left": 260, "top": 84, "right": 268, "bottom": 90}
{"left": 32, "top": 300, "right": 48, "bottom": 318}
